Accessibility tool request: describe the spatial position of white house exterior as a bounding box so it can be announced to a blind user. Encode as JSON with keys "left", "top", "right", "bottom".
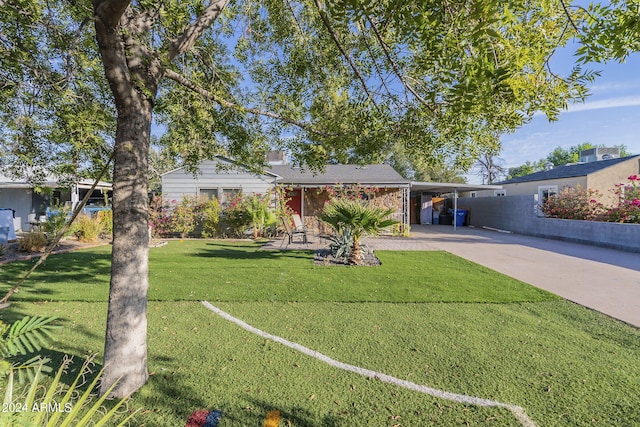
{"left": 0, "top": 174, "right": 112, "bottom": 232}
{"left": 161, "top": 157, "right": 279, "bottom": 204}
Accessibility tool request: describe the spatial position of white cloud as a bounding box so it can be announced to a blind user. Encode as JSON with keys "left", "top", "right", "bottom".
{"left": 566, "top": 96, "right": 640, "bottom": 113}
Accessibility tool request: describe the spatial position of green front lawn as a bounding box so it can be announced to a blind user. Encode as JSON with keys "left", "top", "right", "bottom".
{"left": 1, "top": 240, "right": 554, "bottom": 303}
{"left": 1, "top": 240, "right": 638, "bottom": 426}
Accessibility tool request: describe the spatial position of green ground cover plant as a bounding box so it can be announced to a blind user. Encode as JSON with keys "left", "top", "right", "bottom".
{"left": 0, "top": 241, "right": 638, "bottom": 426}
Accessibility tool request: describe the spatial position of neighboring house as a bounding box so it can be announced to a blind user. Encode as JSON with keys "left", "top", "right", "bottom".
{"left": 161, "top": 157, "right": 280, "bottom": 204}
{"left": 0, "top": 174, "right": 113, "bottom": 232}
{"left": 470, "top": 155, "right": 640, "bottom": 206}
{"left": 268, "top": 163, "right": 411, "bottom": 233}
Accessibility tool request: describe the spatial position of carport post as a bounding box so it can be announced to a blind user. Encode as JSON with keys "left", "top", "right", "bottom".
{"left": 453, "top": 188, "right": 458, "bottom": 231}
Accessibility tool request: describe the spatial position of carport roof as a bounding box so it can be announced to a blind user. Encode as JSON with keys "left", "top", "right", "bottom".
{"left": 410, "top": 182, "right": 503, "bottom": 193}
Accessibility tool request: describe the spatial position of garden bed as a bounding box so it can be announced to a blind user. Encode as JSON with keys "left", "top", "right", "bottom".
{"left": 313, "top": 248, "right": 381, "bottom": 266}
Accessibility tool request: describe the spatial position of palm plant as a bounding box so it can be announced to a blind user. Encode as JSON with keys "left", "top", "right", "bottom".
{"left": 245, "top": 194, "right": 273, "bottom": 239}
{"left": 319, "top": 198, "right": 398, "bottom": 264}
{"left": 1, "top": 317, "right": 139, "bottom": 426}
{"left": 0, "top": 316, "right": 58, "bottom": 382}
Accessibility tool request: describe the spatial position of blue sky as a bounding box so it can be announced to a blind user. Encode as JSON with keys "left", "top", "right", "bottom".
{"left": 498, "top": 52, "right": 640, "bottom": 170}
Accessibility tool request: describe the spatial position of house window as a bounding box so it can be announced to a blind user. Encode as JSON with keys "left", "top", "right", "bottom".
{"left": 199, "top": 188, "right": 218, "bottom": 200}
{"left": 469, "top": 191, "right": 477, "bottom": 198}
{"left": 494, "top": 190, "right": 506, "bottom": 197}
{"left": 221, "top": 188, "right": 241, "bottom": 205}
{"left": 538, "top": 185, "right": 557, "bottom": 203}
{"left": 537, "top": 184, "right": 557, "bottom": 214}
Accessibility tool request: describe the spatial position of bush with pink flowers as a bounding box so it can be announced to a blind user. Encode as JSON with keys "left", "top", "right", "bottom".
{"left": 541, "top": 185, "right": 607, "bottom": 221}
{"left": 606, "top": 175, "right": 640, "bottom": 223}
{"left": 542, "top": 176, "right": 640, "bottom": 224}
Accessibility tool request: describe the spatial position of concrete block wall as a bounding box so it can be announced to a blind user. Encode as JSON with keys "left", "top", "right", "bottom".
{"left": 458, "top": 195, "right": 640, "bottom": 253}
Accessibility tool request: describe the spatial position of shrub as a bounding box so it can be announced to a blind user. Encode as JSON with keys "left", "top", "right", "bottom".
{"left": 149, "top": 195, "right": 173, "bottom": 237}
{"left": 40, "top": 202, "right": 71, "bottom": 238}
{"left": 172, "top": 196, "right": 201, "bottom": 238}
{"left": 97, "top": 209, "right": 113, "bottom": 238}
{"left": 72, "top": 214, "right": 103, "bottom": 242}
{"left": 222, "top": 193, "right": 252, "bottom": 237}
{"left": 149, "top": 196, "right": 208, "bottom": 238}
{"left": 606, "top": 175, "right": 640, "bottom": 223}
{"left": 18, "top": 232, "right": 47, "bottom": 253}
{"left": 201, "top": 198, "right": 221, "bottom": 238}
{"left": 0, "top": 244, "right": 6, "bottom": 259}
{"left": 245, "top": 194, "right": 278, "bottom": 239}
{"left": 541, "top": 185, "right": 606, "bottom": 221}
{"left": 325, "top": 227, "right": 354, "bottom": 261}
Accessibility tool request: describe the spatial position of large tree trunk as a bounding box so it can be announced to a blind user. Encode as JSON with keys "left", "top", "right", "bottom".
{"left": 100, "top": 106, "right": 152, "bottom": 397}
{"left": 92, "top": 0, "right": 228, "bottom": 397}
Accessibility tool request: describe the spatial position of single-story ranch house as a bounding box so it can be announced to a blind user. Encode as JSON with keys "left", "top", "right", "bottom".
{"left": 161, "top": 157, "right": 412, "bottom": 233}
{"left": 0, "top": 173, "right": 113, "bottom": 233}
{"left": 161, "top": 156, "right": 504, "bottom": 233}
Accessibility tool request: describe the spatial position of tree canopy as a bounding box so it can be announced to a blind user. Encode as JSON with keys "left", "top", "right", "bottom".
{"left": 2, "top": 0, "right": 600, "bottom": 179}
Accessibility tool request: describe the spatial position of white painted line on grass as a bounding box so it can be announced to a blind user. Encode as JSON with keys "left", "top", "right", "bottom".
{"left": 201, "top": 301, "right": 537, "bottom": 427}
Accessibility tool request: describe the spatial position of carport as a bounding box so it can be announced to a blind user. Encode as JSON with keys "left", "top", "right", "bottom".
{"left": 410, "top": 182, "right": 503, "bottom": 230}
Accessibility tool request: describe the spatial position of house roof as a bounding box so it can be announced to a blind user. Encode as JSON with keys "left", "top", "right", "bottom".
{"left": 498, "top": 155, "right": 640, "bottom": 185}
{"left": 161, "top": 156, "right": 280, "bottom": 179}
{"left": 0, "top": 174, "right": 112, "bottom": 190}
{"left": 268, "top": 164, "right": 410, "bottom": 187}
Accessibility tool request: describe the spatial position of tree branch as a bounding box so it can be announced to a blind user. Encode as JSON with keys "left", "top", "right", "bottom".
{"left": 164, "top": 69, "right": 339, "bottom": 138}
{"left": 92, "top": 0, "right": 130, "bottom": 29}
{"left": 92, "top": 0, "right": 136, "bottom": 105}
{"left": 366, "top": 16, "right": 436, "bottom": 112}
{"left": 168, "top": 0, "right": 231, "bottom": 62}
{"left": 311, "top": 0, "right": 378, "bottom": 108}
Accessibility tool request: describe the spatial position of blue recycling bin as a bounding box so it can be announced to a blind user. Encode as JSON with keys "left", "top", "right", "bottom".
{"left": 454, "top": 210, "right": 468, "bottom": 226}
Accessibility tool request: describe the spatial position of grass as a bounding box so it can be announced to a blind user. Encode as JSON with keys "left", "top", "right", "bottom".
{"left": 1, "top": 240, "right": 639, "bottom": 426}
{"left": 1, "top": 240, "right": 553, "bottom": 303}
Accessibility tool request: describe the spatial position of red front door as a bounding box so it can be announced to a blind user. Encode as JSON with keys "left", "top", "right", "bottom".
{"left": 286, "top": 188, "right": 302, "bottom": 215}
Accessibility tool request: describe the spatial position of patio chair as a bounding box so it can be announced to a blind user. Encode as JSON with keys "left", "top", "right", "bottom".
{"left": 281, "top": 216, "right": 308, "bottom": 247}
{"left": 291, "top": 213, "right": 306, "bottom": 232}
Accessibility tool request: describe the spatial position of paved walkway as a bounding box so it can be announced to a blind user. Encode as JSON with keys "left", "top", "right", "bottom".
{"left": 265, "top": 225, "right": 640, "bottom": 328}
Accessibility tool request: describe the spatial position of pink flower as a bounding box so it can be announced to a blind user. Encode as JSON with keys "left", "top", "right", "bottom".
{"left": 632, "top": 199, "right": 640, "bottom": 207}
{"left": 628, "top": 175, "right": 639, "bottom": 181}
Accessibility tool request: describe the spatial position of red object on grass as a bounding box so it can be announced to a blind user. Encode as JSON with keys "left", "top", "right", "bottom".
{"left": 185, "top": 410, "right": 209, "bottom": 427}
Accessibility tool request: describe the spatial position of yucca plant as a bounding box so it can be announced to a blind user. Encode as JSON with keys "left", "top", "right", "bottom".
{"left": 319, "top": 198, "right": 398, "bottom": 264}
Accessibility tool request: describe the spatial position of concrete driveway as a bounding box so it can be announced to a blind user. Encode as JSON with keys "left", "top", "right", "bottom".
{"left": 404, "top": 225, "right": 640, "bottom": 328}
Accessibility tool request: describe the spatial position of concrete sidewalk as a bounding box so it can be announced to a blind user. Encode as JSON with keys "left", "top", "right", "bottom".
{"left": 409, "top": 225, "right": 640, "bottom": 328}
